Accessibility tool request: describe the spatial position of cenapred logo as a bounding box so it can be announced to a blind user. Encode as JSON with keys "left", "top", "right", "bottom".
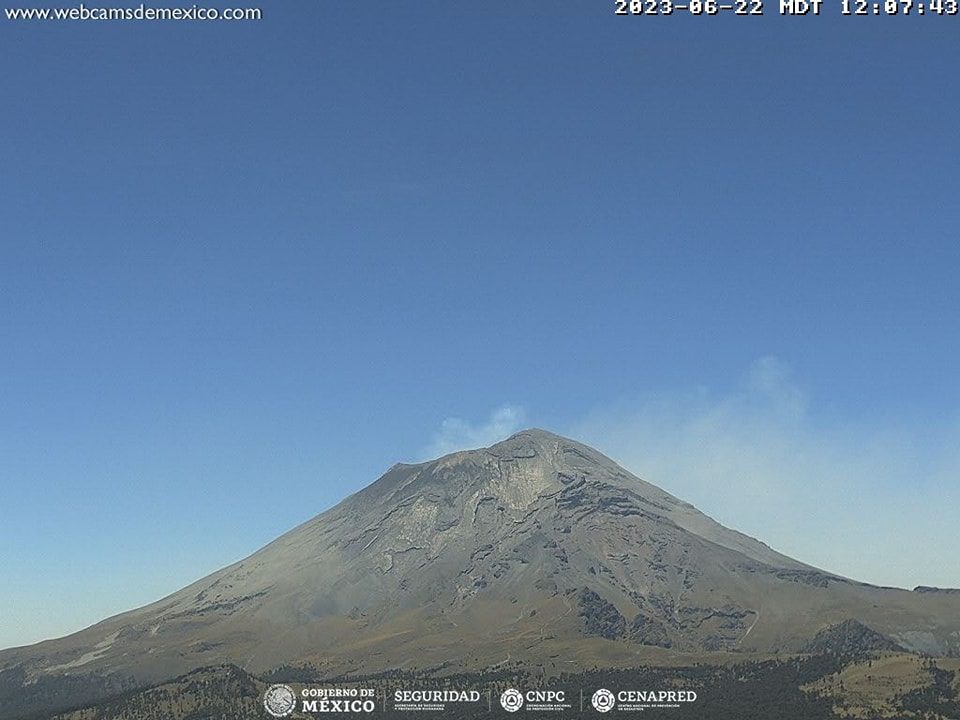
{"left": 500, "top": 688, "right": 524, "bottom": 713}
{"left": 597, "top": 688, "right": 698, "bottom": 711}
{"left": 591, "top": 688, "right": 616, "bottom": 713}
{"left": 263, "top": 684, "right": 297, "bottom": 718}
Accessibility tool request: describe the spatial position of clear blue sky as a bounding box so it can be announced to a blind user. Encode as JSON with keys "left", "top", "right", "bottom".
{"left": 2, "top": 2, "right": 959, "bottom": 649}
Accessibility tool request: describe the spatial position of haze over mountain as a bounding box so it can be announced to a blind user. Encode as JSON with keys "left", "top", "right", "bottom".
{"left": 2, "top": 429, "right": 958, "bottom": 719}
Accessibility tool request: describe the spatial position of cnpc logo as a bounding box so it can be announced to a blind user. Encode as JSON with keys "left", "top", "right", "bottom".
{"left": 499, "top": 688, "right": 566, "bottom": 712}
{"left": 500, "top": 688, "right": 524, "bottom": 712}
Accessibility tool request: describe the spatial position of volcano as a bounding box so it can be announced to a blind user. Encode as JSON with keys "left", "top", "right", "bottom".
{"left": 2, "top": 429, "right": 958, "bottom": 718}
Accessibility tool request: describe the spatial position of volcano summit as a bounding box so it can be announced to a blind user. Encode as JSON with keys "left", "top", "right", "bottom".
{"left": 2, "top": 429, "right": 958, "bottom": 718}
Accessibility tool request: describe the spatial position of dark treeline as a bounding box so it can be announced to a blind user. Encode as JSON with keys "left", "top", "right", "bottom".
{"left": 44, "top": 654, "right": 959, "bottom": 720}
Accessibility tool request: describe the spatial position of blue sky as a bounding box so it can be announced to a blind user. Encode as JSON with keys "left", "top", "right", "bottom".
{"left": 2, "top": 2, "right": 959, "bottom": 649}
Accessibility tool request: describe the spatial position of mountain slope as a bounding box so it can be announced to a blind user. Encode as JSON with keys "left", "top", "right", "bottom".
{"left": 2, "top": 429, "right": 959, "bottom": 719}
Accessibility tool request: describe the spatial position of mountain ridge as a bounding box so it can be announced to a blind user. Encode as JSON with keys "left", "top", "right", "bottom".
{"left": 2, "top": 428, "right": 958, "bottom": 719}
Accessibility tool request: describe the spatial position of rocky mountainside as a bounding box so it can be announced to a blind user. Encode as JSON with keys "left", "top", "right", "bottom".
{"left": 2, "top": 429, "right": 959, "bottom": 719}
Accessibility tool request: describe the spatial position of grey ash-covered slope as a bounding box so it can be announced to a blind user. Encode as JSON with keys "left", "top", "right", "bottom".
{"left": 2, "top": 429, "right": 959, "bottom": 718}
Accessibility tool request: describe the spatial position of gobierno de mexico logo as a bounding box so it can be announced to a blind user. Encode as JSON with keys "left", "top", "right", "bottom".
{"left": 263, "top": 684, "right": 297, "bottom": 717}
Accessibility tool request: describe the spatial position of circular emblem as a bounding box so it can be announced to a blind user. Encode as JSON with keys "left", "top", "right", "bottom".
{"left": 592, "top": 688, "right": 616, "bottom": 713}
{"left": 263, "top": 684, "right": 297, "bottom": 717}
{"left": 500, "top": 688, "right": 524, "bottom": 713}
